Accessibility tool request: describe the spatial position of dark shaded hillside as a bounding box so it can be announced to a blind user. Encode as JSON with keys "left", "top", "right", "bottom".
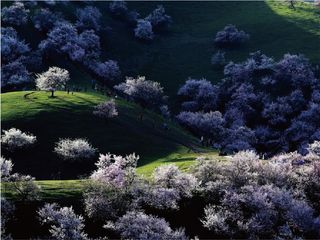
{"left": 1, "top": 91, "right": 199, "bottom": 179}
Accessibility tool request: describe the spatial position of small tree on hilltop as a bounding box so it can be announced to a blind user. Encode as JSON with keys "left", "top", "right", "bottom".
{"left": 36, "top": 67, "right": 70, "bottom": 97}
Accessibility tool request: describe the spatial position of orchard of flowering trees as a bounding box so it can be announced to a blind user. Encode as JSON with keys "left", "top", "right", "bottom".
{"left": 177, "top": 52, "right": 320, "bottom": 156}
{"left": 2, "top": 142, "right": 318, "bottom": 239}
{"left": 1, "top": 1, "right": 320, "bottom": 239}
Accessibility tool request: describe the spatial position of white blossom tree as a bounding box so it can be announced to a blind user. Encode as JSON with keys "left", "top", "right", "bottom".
{"left": 38, "top": 203, "right": 88, "bottom": 240}
{"left": 308, "top": 140, "right": 320, "bottom": 158}
{"left": 0, "top": 156, "right": 13, "bottom": 178}
{"left": 54, "top": 138, "right": 96, "bottom": 160}
{"left": 35, "top": 67, "right": 70, "bottom": 97}
{"left": 1, "top": 128, "right": 36, "bottom": 151}
{"left": 1, "top": 156, "right": 40, "bottom": 201}
{"left": 90, "top": 153, "right": 139, "bottom": 188}
{"left": 153, "top": 164, "right": 197, "bottom": 198}
{"left": 106, "top": 210, "right": 187, "bottom": 240}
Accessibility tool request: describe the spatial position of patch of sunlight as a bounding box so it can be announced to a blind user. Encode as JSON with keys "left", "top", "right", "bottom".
{"left": 266, "top": 1, "right": 320, "bottom": 36}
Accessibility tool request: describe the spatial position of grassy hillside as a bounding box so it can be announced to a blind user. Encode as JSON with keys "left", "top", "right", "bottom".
{"left": 1, "top": 91, "right": 201, "bottom": 180}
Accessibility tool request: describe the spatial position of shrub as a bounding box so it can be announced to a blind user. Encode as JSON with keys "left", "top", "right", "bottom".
{"left": 1, "top": 2, "right": 29, "bottom": 26}
{"left": 177, "top": 52, "right": 319, "bottom": 155}
{"left": 177, "top": 78, "right": 219, "bottom": 112}
{"left": 39, "top": 22, "right": 101, "bottom": 64}
{"left": 90, "top": 153, "right": 139, "bottom": 188}
{"left": 84, "top": 182, "right": 132, "bottom": 220}
{"left": 93, "top": 99, "right": 118, "bottom": 119}
{"left": 214, "top": 24, "right": 249, "bottom": 46}
{"left": 89, "top": 60, "right": 120, "bottom": 82}
{"left": 1, "top": 198, "right": 15, "bottom": 239}
{"left": 114, "top": 76, "right": 165, "bottom": 109}
{"left": 211, "top": 51, "right": 226, "bottom": 67}
{"left": 32, "top": 8, "right": 63, "bottom": 32}
{"left": 159, "top": 105, "right": 170, "bottom": 118}
{"left": 134, "top": 185, "right": 181, "bottom": 210}
{"left": 145, "top": 5, "right": 172, "bottom": 31}
{"left": 0, "top": 156, "right": 13, "bottom": 178}
{"left": 1, "top": 27, "right": 30, "bottom": 63}
{"left": 1, "top": 60, "right": 31, "bottom": 88}
{"left": 134, "top": 19, "right": 154, "bottom": 40}
{"left": 201, "top": 185, "right": 320, "bottom": 239}
{"left": 1, "top": 128, "right": 36, "bottom": 150}
{"left": 109, "top": 0, "right": 128, "bottom": 17}
{"left": 8, "top": 173, "right": 41, "bottom": 201}
{"left": 38, "top": 203, "right": 88, "bottom": 240}
{"left": 176, "top": 111, "right": 225, "bottom": 141}
{"left": 109, "top": 211, "right": 187, "bottom": 240}
{"left": 54, "top": 138, "right": 96, "bottom": 160}
{"left": 75, "top": 6, "right": 101, "bottom": 31}
{"left": 153, "top": 164, "right": 197, "bottom": 198}
{"left": 308, "top": 140, "right": 320, "bottom": 157}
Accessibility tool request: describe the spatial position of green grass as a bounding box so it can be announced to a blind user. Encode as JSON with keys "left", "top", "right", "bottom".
{"left": 266, "top": 1, "right": 320, "bottom": 37}
{"left": 1, "top": 151, "right": 222, "bottom": 200}
{"left": 2, "top": 180, "right": 85, "bottom": 200}
{"left": 1, "top": 91, "right": 201, "bottom": 180}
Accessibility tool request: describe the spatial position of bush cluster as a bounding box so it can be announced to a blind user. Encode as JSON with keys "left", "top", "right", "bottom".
{"left": 177, "top": 52, "right": 320, "bottom": 156}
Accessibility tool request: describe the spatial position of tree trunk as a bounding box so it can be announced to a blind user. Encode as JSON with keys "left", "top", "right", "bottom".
{"left": 51, "top": 90, "right": 54, "bottom": 97}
